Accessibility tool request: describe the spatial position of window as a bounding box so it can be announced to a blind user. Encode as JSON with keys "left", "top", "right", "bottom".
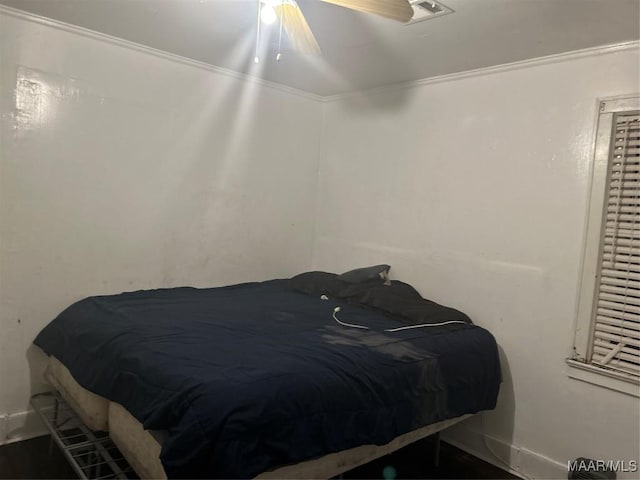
{"left": 570, "top": 95, "right": 640, "bottom": 395}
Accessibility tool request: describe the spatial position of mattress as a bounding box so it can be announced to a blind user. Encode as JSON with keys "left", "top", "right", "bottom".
{"left": 44, "top": 356, "right": 109, "bottom": 432}
{"left": 47, "top": 356, "right": 470, "bottom": 479}
{"left": 36, "top": 276, "right": 501, "bottom": 478}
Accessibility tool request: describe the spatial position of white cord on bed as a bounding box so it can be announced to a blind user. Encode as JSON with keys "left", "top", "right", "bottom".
{"left": 332, "top": 307, "right": 468, "bottom": 332}
{"left": 384, "top": 321, "right": 469, "bottom": 331}
{"left": 332, "top": 307, "right": 370, "bottom": 329}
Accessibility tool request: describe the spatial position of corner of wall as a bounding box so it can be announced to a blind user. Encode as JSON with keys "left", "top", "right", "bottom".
{"left": 308, "top": 98, "right": 329, "bottom": 271}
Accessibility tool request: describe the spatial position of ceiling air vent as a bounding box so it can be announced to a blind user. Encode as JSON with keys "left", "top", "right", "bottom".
{"left": 406, "top": 0, "right": 453, "bottom": 24}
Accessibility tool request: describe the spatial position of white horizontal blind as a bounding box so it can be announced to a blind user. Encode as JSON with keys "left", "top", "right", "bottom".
{"left": 591, "top": 111, "right": 640, "bottom": 377}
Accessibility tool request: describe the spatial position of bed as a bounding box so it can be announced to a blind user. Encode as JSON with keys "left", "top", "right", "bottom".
{"left": 34, "top": 268, "right": 501, "bottom": 478}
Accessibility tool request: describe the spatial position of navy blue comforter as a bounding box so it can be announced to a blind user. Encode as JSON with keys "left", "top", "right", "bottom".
{"left": 34, "top": 279, "right": 500, "bottom": 478}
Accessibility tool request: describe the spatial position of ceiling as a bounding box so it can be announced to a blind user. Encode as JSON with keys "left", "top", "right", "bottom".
{"left": 2, "top": 0, "right": 639, "bottom": 96}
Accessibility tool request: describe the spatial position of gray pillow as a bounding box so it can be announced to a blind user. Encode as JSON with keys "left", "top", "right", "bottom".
{"left": 338, "top": 264, "right": 390, "bottom": 284}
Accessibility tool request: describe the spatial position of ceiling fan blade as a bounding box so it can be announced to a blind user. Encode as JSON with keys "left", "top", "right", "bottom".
{"left": 274, "top": 3, "right": 321, "bottom": 55}
{"left": 320, "top": 0, "right": 413, "bottom": 22}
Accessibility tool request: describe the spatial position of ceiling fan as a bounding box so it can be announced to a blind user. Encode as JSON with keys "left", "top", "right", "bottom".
{"left": 254, "top": 0, "right": 413, "bottom": 60}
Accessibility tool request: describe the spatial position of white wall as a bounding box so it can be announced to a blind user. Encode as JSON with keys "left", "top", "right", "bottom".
{"left": 315, "top": 47, "right": 640, "bottom": 478}
{"left": 0, "top": 11, "right": 322, "bottom": 442}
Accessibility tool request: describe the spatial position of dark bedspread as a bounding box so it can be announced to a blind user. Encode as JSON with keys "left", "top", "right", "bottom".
{"left": 34, "top": 279, "right": 501, "bottom": 478}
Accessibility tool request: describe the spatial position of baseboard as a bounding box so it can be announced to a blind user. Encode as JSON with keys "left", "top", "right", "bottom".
{"left": 0, "top": 409, "right": 49, "bottom": 446}
{"left": 442, "top": 424, "right": 567, "bottom": 480}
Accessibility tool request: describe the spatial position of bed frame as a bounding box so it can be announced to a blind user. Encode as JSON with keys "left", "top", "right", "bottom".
{"left": 33, "top": 356, "right": 470, "bottom": 479}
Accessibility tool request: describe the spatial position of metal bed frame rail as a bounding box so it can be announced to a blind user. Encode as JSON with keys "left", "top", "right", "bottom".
{"left": 31, "top": 391, "right": 137, "bottom": 480}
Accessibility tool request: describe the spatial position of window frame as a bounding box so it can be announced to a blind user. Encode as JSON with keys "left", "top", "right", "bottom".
{"left": 569, "top": 95, "right": 640, "bottom": 396}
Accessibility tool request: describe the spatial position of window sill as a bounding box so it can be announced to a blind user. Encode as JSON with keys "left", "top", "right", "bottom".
{"left": 566, "top": 359, "right": 640, "bottom": 397}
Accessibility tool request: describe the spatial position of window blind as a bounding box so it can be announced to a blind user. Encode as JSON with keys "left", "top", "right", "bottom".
{"left": 591, "top": 111, "right": 640, "bottom": 376}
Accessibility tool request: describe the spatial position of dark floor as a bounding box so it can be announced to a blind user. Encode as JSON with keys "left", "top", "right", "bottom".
{"left": 343, "top": 436, "right": 517, "bottom": 479}
{"left": 0, "top": 434, "right": 518, "bottom": 479}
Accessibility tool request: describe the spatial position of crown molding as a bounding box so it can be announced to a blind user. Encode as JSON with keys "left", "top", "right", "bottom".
{"left": 1, "top": 4, "right": 637, "bottom": 103}
{"left": 0, "top": 4, "right": 324, "bottom": 103}
{"left": 323, "top": 41, "right": 640, "bottom": 103}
